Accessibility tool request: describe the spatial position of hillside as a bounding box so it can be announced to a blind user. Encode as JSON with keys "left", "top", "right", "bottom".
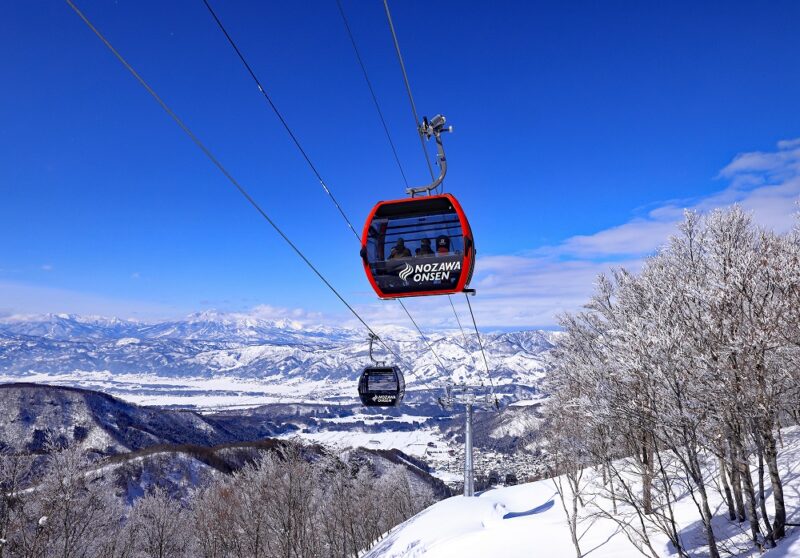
{"left": 102, "top": 440, "right": 451, "bottom": 505}
{"left": 0, "top": 383, "right": 450, "bottom": 508}
{"left": 0, "top": 383, "right": 289, "bottom": 454}
{"left": 366, "top": 427, "right": 800, "bottom": 557}
{"left": 0, "top": 313, "right": 554, "bottom": 487}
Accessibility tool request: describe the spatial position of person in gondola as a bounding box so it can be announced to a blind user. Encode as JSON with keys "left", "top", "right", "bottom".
{"left": 436, "top": 235, "right": 450, "bottom": 254}
{"left": 416, "top": 238, "right": 434, "bottom": 257}
{"left": 389, "top": 238, "right": 411, "bottom": 259}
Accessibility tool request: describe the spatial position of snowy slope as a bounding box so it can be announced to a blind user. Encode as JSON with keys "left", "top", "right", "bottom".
{"left": 368, "top": 427, "right": 800, "bottom": 557}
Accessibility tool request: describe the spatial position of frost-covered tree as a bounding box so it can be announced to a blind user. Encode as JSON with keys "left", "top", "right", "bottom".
{"left": 9, "top": 443, "right": 125, "bottom": 558}
{"left": 0, "top": 450, "right": 33, "bottom": 558}
{"left": 543, "top": 206, "right": 798, "bottom": 556}
{"left": 128, "top": 487, "right": 191, "bottom": 558}
{"left": 0, "top": 437, "right": 438, "bottom": 558}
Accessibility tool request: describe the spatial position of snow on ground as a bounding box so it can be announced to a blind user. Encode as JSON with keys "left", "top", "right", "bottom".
{"left": 507, "top": 398, "right": 545, "bottom": 407}
{"left": 0, "top": 371, "right": 354, "bottom": 409}
{"left": 368, "top": 426, "right": 800, "bottom": 557}
{"left": 367, "top": 482, "right": 637, "bottom": 557}
{"left": 0, "top": 370, "right": 432, "bottom": 410}
{"left": 432, "top": 470, "right": 463, "bottom": 485}
{"left": 324, "top": 414, "right": 425, "bottom": 425}
{"left": 278, "top": 428, "right": 442, "bottom": 459}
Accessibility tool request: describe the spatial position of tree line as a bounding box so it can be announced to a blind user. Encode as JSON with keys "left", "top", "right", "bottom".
{"left": 543, "top": 207, "right": 800, "bottom": 557}
{"left": 0, "top": 441, "right": 436, "bottom": 558}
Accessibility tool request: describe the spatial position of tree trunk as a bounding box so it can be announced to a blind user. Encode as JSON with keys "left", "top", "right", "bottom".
{"left": 757, "top": 451, "right": 775, "bottom": 548}
{"left": 718, "top": 457, "right": 736, "bottom": 521}
{"left": 762, "top": 427, "right": 786, "bottom": 540}
{"left": 642, "top": 435, "right": 654, "bottom": 516}
{"left": 570, "top": 483, "right": 581, "bottom": 558}
{"left": 686, "top": 447, "right": 721, "bottom": 558}
{"left": 727, "top": 438, "right": 746, "bottom": 522}
{"left": 552, "top": 473, "right": 582, "bottom": 558}
{"left": 655, "top": 447, "right": 686, "bottom": 557}
{"left": 697, "top": 482, "right": 721, "bottom": 558}
{"left": 734, "top": 439, "right": 763, "bottom": 548}
{"left": 607, "top": 462, "right": 617, "bottom": 515}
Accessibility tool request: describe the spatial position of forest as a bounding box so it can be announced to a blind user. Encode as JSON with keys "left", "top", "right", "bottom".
{"left": 544, "top": 206, "right": 800, "bottom": 557}
{"left": 0, "top": 442, "right": 435, "bottom": 558}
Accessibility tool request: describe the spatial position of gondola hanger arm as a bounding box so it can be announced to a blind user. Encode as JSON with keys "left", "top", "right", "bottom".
{"left": 368, "top": 333, "right": 385, "bottom": 366}
{"left": 407, "top": 115, "right": 452, "bottom": 197}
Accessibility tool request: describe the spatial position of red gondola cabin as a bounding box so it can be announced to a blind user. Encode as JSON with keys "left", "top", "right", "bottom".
{"left": 360, "top": 194, "right": 475, "bottom": 299}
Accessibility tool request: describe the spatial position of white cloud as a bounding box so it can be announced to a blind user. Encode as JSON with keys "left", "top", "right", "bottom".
{"left": 346, "top": 257, "right": 645, "bottom": 330}
{"left": 538, "top": 139, "right": 800, "bottom": 261}
{"left": 0, "top": 280, "right": 184, "bottom": 321}
{"left": 41, "top": 264, "right": 53, "bottom": 272}
{"left": 719, "top": 141, "right": 800, "bottom": 182}
{"left": 4, "top": 139, "right": 799, "bottom": 331}
{"left": 552, "top": 219, "right": 678, "bottom": 258}
{"left": 466, "top": 139, "right": 800, "bottom": 326}
{"left": 245, "top": 304, "right": 326, "bottom": 325}
{"left": 402, "top": 138, "right": 800, "bottom": 328}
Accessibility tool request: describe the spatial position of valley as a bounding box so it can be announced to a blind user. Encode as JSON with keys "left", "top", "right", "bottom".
{"left": 0, "top": 312, "right": 554, "bottom": 487}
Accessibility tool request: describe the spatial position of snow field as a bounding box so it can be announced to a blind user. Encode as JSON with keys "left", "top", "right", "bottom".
{"left": 0, "top": 371, "right": 353, "bottom": 409}
{"left": 367, "top": 427, "right": 800, "bottom": 557}
{"left": 278, "top": 427, "right": 442, "bottom": 459}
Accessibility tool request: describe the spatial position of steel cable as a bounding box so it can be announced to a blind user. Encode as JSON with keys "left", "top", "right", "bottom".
{"left": 202, "top": 0, "right": 452, "bottom": 388}
{"left": 202, "top": 0, "right": 360, "bottom": 241}
{"left": 66, "top": 0, "right": 397, "bottom": 364}
{"left": 382, "top": 0, "right": 437, "bottom": 185}
{"left": 335, "top": 0, "right": 409, "bottom": 189}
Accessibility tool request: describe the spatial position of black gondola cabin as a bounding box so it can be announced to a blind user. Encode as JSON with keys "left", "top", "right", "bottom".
{"left": 358, "top": 366, "right": 405, "bottom": 407}
{"left": 360, "top": 194, "right": 475, "bottom": 299}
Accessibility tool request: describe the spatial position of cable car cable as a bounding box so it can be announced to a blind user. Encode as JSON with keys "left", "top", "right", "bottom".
{"left": 335, "top": 0, "right": 409, "bottom": 189}
{"left": 447, "top": 293, "right": 470, "bottom": 351}
{"left": 66, "top": 0, "right": 399, "bottom": 363}
{"left": 447, "top": 295, "right": 481, "bottom": 385}
{"left": 201, "top": 0, "right": 360, "bottom": 242}
{"left": 464, "top": 293, "right": 498, "bottom": 406}
{"left": 67, "top": 0, "right": 447, "bottom": 410}
{"left": 383, "top": 6, "right": 483, "bottom": 383}
{"left": 369, "top": 335, "right": 440, "bottom": 395}
{"left": 396, "top": 299, "right": 447, "bottom": 373}
{"left": 338, "top": 0, "right": 471, "bottom": 368}
{"left": 382, "top": 0, "right": 437, "bottom": 188}
{"left": 200, "top": 0, "right": 453, "bottom": 387}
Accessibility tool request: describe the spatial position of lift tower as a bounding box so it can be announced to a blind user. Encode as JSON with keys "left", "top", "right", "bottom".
{"left": 440, "top": 384, "right": 497, "bottom": 497}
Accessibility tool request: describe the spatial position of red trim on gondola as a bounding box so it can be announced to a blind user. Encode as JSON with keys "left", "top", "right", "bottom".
{"left": 360, "top": 193, "right": 475, "bottom": 299}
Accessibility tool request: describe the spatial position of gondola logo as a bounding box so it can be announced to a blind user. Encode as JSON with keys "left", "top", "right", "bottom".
{"left": 399, "top": 261, "right": 461, "bottom": 282}
{"left": 399, "top": 263, "right": 414, "bottom": 281}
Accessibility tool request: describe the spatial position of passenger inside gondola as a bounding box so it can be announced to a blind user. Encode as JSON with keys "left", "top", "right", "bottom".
{"left": 389, "top": 238, "right": 411, "bottom": 259}
{"left": 416, "top": 238, "right": 434, "bottom": 257}
{"left": 436, "top": 235, "right": 450, "bottom": 254}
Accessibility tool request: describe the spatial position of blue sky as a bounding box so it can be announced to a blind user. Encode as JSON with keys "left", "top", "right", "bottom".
{"left": 2, "top": 1, "right": 800, "bottom": 328}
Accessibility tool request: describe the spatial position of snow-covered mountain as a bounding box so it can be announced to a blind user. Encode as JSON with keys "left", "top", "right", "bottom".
{"left": 0, "top": 312, "right": 555, "bottom": 407}
{"left": 0, "top": 313, "right": 144, "bottom": 340}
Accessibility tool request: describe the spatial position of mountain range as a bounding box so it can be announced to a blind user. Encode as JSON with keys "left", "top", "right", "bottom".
{"left": 0, "top": 311, "right": 555, "bottom": 406}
